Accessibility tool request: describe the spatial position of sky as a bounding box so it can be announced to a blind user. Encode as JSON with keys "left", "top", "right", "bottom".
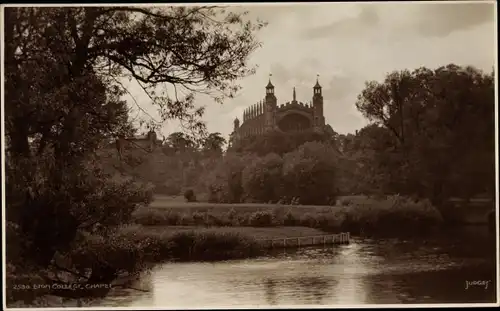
{"left": 123, "top": 1, "right": 496, "bottom": 140}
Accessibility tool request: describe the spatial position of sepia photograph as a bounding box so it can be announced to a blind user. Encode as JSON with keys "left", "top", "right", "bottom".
{"left": 1, "top": 1, "right": 498, "bottom": 309}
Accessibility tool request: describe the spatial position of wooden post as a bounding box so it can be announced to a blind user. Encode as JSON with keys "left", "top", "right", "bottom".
{"left": 284, "top": 238, "right": 286, "bottom": 247}
{"left": 297, "top": 237, "right": 300, "bottom": 248}
{"left": 323, "top": 235, "right": 326, "bottom": 247}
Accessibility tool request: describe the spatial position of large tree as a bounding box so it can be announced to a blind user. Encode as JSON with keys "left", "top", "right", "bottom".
{"left": 355, "top": 64, "right": 495, "bottom": 205}
{"left": 4, "top": 6, "right": 265, "bottom": 304}
{"left": 202, "top": 132, "right": 227, "bottom": 155}
{"left": 164, "top": 131, "right": 196, "bottom": 151}
{"left": 5, "top": 6, "right": 265, "bottom": 160}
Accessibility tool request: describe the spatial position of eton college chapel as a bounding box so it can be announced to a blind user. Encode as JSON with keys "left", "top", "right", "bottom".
{"left": 231, "top": 76, "right": 333, "bottom": 142}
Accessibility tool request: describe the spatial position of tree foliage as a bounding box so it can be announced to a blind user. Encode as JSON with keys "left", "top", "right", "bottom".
{"left": 282, "top": 141, "right": 339, "bottom": 205}
{"left": 4, "top": 6, "right": 265, "bottom": 303}
{"left": 5, "top": 6, "right": 266, "bottom": 152}
{"left": 242, "top": 153, "right": 284, "bottom": 203}
{"left": 204, "top": 141, "right": 339, "bottom": 205}
{"left": 164, "top": 132, "right": 196, "bottom": 152}
{"left": 229, "top": 130, "right": 335, "bottom": 156}
{"left": 203, "top": 132, "right": 227, "bottom": 155}
{"left": 203, "top": 152, "right": 253, "bottom": 203}
{"left": 354, "top": 64, "right": 495, "bottom": 204}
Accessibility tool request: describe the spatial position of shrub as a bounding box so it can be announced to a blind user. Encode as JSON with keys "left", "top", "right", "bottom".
{"left": 226, "top": 208, "right": 237, "bottom": 224}
{"left": 6, "top": 155, "right": 152, "bottom": 266}
{"left": 339, "top": 198, "right": 352, "bottom": 206}
{"left": 119, "top": 227, "right": 264, "bottom": 262}
{"left": 249, "top": 211, "right": 275, "bottom": 227}
{"left": 299, "top": 213, "right": 318, "bottom": 227}
{"left": 133, "top": 208, "right": 181, "bottom": 226}
{"left": 283, "top": 211, "right": 297, "bottom": 226}
{"left": 271, "top": 205, "right": 286, "bottom": 225}
{"left": 345, "top": 195, "right": 443, "bottom": 236}
{"left": 316, "top": 213, "right": 345, "bottom": 232}
{"left": 191, "top": 212, "right": 206, "bottom": 225}
{"left": 184, "top": 189, "right": 197, "bottom": 202}
{"left": 236, "top": 214, "right": 250, "bottom": 226}
{"left": 178, "top": 214, "right": 194, "bottom": 226}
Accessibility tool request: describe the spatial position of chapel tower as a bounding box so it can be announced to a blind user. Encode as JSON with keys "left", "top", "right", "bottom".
{"left": 312, "top": 75, "right": 325, "bottom": 132}
{"left": 264, "top": 75, "right": 277, "bottom": 131}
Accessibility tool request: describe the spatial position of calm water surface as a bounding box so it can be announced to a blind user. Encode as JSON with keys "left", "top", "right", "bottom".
{"left": 98, "top": 227, "right": 497, "bottom": 307}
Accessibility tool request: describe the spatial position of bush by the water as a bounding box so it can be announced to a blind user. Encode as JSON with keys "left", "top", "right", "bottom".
{"left": 115, "top": 225, "right": 263, "bottom": 261}
{"left": 184, "top": 189, "right": 197, "bottom": 202}
{"left": 341, "top": 195, "right": 443, "bottom": 236}
{"left": 132, "top": 195, "right": 443, "bottom": 236}
{"left": 5, "top": 156, "right": 154, "bottom": 304}
{"left": 249, "top": 211, "right": 275, "bottom": 227}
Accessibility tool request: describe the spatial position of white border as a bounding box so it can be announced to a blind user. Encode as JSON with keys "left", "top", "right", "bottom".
{"left": 1, "top": 1, "right": 499, "bottom": 310}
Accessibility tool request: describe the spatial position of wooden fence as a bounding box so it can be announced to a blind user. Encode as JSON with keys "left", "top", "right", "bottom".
{"left": 256, "top": 232, "right": 350, "bottom": 249}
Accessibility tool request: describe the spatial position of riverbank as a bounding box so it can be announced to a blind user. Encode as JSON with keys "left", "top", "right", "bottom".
{"left": 114, "top": 224, "right": 337, "bottom": 262}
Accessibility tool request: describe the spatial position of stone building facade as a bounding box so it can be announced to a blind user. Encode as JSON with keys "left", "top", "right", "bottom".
{"left": 231, "top": 77, "right": 327, "bottom": 141}
{"left": 98, "top": 130, "right": 162, "bottom": 162}
{"left": 115, "top": 130, "right": 162, "bottom": 155}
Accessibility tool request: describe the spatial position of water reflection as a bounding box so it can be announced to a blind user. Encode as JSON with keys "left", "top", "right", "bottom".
{"left": 98, "top": 227, "right": 496, "bottom": 307}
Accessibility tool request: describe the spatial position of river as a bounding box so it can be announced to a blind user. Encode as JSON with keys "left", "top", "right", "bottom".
{"left": 97, "top": 226, "right": 497, "bottom": 307}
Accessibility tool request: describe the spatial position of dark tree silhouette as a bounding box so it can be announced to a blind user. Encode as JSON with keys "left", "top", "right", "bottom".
{"left": 355, "top": 64, "right": 495, "bottom": 205}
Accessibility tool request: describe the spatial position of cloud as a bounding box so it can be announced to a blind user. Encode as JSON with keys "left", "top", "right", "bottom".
{"left": 299, "top": 2, "right": 495, "bottom": 42}
{"left": 300, "top": 5, "right": 380, "bottom": 40}
{"left": 415, "top": 2, "right": 495, "bottom": 38}
{"left": 322, "top": 73, "right": 360, "bottom": 102}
